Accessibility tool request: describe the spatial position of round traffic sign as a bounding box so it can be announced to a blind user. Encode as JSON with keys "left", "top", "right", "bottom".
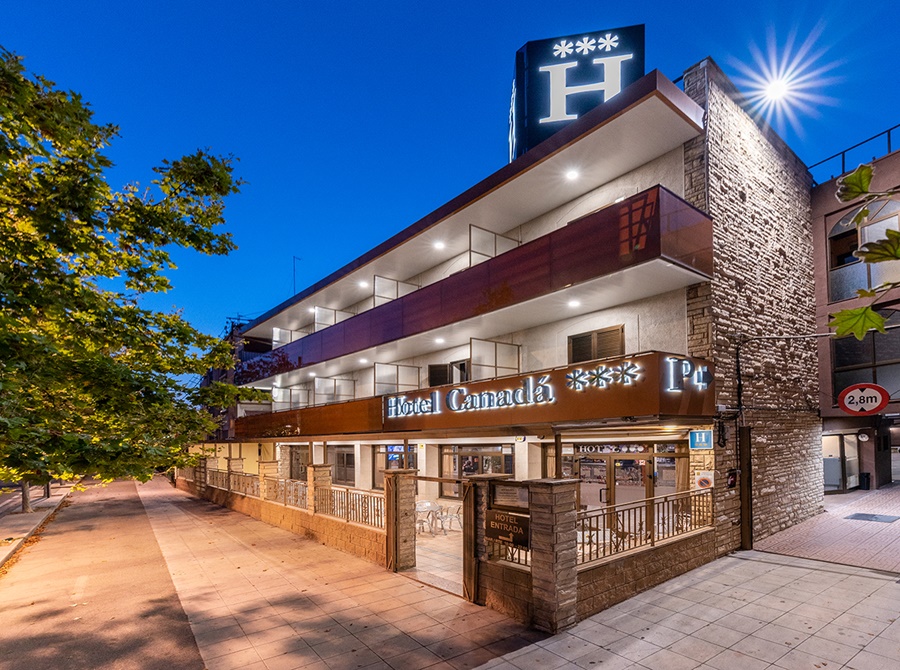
{"left": 837, "top": 383, "right": 890, "bottom": 416}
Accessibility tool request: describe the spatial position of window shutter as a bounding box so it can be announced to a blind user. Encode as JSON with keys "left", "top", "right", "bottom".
{"left": 594, "top": 326, "right": 624, "bottom": 359}
{"left": 570, "top": 333, "right": 594, "bottom": 363}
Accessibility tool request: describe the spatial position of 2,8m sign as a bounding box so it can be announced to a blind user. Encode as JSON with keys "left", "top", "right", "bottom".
{"left": 837, "top": 383, "right": 890, "bottom": 416}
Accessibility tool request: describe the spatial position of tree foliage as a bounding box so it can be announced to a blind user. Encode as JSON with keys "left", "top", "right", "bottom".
{"left": 828, "top": 164, "right": 900, "bottom": 339}
{"left": 0, "top": 47, "right": 254, "bottom": 497}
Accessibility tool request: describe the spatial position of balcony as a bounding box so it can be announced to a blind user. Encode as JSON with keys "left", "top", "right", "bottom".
{"left": 236, "top": 186, "right": 712, "bottom": 387}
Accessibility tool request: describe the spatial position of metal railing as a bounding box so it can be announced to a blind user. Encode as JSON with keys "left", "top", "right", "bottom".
{"left": 808, "top": 123, "right": 900, "bottom": 184}
{"left": 206, "top": 468, "right": 228, "bottom": 490}
{"left": 576, "top": 489, "right": 713, "bottom": 564}
{"left": 314, "top": 486, "right": 385, "bottom": 529}
{"left": 175, "top": 467, "right": 195, "bottom": 482}
{"left": 263, "top": 477, "right": 309, "bottom": 508}
{"left": 230, "top": 472, "right": 260, "bottom": 498}
{"left": 486, "top": 538, "right": 531, "bottom": 567}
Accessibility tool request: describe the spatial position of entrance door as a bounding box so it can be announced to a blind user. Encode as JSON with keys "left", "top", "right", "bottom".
{"left": 575, "top": 455, "right": 651, "bottom": 509}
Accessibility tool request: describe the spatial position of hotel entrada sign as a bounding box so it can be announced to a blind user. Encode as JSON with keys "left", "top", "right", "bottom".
{"left": 383, "top": 351, "right": 714, "bottom": 431}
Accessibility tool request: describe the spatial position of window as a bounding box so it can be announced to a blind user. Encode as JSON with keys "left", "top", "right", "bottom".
{"left": 372, "top": 444, "right": 417, "bottom": 490}
{"left": 439, "top": 445, "right": 514, "bottom": 498}
{"left": 832, "top": 310, "right": 900, "bottom": 401}
{"left": 828, "top": 198, "right": 900, "bottom": 302}
{"left": 428, "top": 359, "right": 468, "bottom": 387}
{"left": 568, "top": 325, "right": 624, "bottom": 364}
{"left": 328, "top": 447, "right": 355, "bottom": 486}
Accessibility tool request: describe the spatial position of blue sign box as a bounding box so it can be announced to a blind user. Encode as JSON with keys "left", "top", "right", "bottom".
{"left": 690, "top": 430, "right": 713, "bottom": 450}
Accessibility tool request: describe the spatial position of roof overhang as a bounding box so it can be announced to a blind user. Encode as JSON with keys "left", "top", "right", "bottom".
{"left": 242, "top": 70, "right": 704, "bottom": 338}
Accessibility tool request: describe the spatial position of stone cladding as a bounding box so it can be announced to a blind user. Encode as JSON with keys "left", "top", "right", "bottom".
{"left": 682, "top": 59, "right": 822, "bottom": 549}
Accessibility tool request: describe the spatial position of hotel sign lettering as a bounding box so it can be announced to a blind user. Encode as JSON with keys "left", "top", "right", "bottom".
{"left": 383, "top": 352, "right": 714, "bottom": 430}
{"left": 509, "top": 24, "right": 645, "bottom": 161}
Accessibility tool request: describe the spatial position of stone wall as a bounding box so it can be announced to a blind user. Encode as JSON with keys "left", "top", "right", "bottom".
{"left": 683, "top": 59, "right": 822, "bottom": 549}
{"left": 176, "top": 478, "right": 387, "bottom": 565}
{"left": 479, "top": 563, "right": 532, "bottom": 624}
{"left": 577, "top": 530, "right": 716, "bottom": 618}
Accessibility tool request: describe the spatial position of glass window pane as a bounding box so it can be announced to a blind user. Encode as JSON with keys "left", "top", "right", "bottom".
{"left": 829, "top": 264, "right": 868, "bottom": 302}
{"left": 834, "top": 368, "right": 874, "bottom": 398}
{"left": 861, "top": 214, "right": 898, "bottom": 244}
{"left": 875, "top": 363, "right": 900, "bottom": 398}
{"left": 874, "top": 329, "right": 900, "bottom": 364}
{"left": 833, "top": 334, "right": 874, "bottom": 369}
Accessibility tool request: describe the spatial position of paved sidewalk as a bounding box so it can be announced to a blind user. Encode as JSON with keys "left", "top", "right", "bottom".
{"left": 137, "top": 477, "right": 535, "bottom": 669}
{"left": 0, "top": 481, "right": 73, "bottom": 569}
{"left": 756, "top": 483, "right": 900, "bottom": 572}
{"left": 6, "top": 477, "right": 900, "bottom": 669}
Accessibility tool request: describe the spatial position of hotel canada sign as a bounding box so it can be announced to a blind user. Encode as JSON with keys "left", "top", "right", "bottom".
{"left": 509, "top": 24, "right": 645, "bottom": 161}
{"left": 383, "top": 351, "right": 714, "bottom": 431}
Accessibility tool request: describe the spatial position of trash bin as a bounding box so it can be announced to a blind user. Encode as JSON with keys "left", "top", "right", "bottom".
{"left": 859, "top": 472, "right": 871, "bottom": 490}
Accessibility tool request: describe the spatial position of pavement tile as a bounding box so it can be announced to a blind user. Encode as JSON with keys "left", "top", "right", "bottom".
{"left": 638, "top": 648, "right": 701, "bottom": 670}
{"left": 730, "top": 634, "right": 791, "bottom": 664}
{"left": 705, "top": 648, "right": 770, "bottom": 670}
{"left": 751, "top": 622, "right": 809, "bottom": 649}
{"left": 667, "top": 635, "right": 725, "bottom": 663}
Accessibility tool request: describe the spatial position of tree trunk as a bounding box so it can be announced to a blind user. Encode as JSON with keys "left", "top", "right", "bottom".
{"left": 44, "top": 481, "right": 51, "bottom": 499}
{"left": 21, "top": 480, "right": 34, "bottom": 513}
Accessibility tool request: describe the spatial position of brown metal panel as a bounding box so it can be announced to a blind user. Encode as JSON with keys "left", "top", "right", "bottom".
{"left": 385, "top": 475, "right": 398, "bottom": 572}
{"left": 462, "top": 481, "right": 477, "bottom": 602}
{"left": 739, "top": 426, "right": 753, "bottom": 550}
{"left": 383, "top": 352, "right": 714, "bottom": 432}
{"left": 300, "top": 398, "right": 383, "bottom": 435}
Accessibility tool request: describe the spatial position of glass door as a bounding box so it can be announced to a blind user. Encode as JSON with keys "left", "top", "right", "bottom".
{"left": 613, "top": 458, "right": 650, "bottom": 506}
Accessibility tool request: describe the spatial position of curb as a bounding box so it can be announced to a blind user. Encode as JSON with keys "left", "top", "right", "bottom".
{"left": 0, "top": 488, "right": 73, "bottom": 570}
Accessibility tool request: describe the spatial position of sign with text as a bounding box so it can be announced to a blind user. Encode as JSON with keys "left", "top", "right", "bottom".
{"left": 838, "top": 383, "right": 890, "bottom": 416}
{"left": 509, "top": 24, "right": 645, "bottom": 161}
{"left": 383, "top": 351, "right": 715, "bottom": 431}
{"left": 485, "top": 509, "right": 530, "bottom": 548}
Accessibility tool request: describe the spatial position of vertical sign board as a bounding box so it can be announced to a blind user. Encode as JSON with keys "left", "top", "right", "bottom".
{"left": 509, "top": 25, "right": 645, "bottom": 161}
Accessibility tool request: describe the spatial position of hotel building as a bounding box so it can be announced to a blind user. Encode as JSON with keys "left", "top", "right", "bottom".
{"left": 180, "top": 45, "right": 823, "bottom": 630}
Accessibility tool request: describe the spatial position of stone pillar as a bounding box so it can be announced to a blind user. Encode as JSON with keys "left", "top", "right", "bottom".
{"left": 384, "top": 469, "right": 418, "bottom": 571}
{"left": 529, "top": 478, "right": 578, "bottom": 634}
{"left": 307, "top": 463, "right": 333, "bottom": 513}
{"left": 195, "top": 458, "right": 208, "bottom": 496}
{"left": 259, "top": 460, "right": 279, "bottom": 499}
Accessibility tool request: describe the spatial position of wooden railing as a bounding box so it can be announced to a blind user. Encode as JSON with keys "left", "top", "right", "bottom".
{"left": 576, "top": 489, "right": 713, "bottom": 564}
{"left": 314, "top": 486, "right": 385, "bottom": 529}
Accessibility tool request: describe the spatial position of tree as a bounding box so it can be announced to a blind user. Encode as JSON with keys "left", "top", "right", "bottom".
{"left": 0, "top": 47, "right": 254, "bottom": 511}
{"left": 829, "top": 164, "right": 900, "bottom": 340}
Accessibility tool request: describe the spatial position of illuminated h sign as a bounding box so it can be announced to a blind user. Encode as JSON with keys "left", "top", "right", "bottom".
{"left": 509, "top": 25, "right": 645, "bottom": 161}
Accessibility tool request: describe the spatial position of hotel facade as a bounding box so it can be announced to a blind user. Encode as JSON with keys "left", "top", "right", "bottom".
{"left": 180, "top": 39, "right": 825, "bottom": 631}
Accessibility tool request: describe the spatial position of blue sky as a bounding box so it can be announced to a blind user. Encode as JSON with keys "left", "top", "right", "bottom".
{"left": 4, "top": 1, "right": 899, "bottom": 337}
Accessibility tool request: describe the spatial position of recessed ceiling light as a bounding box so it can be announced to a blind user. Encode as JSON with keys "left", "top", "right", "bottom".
{"left": 358, "top": 281, "right": 368, "bottom": 288}
{"left": 359, "top": 358, "right": 368, "bottom": 364}
{"left": 567, "top": 299, "right": 581, "bottom": 308}
{"left": 434, "top": 241, "right": 446, "bottom": 250}
{"left": 565, "top": 170, "right": 579, "bottom": 181}
{"left": 435, "top": 337, "right": 445, "bottom": 344}
{"left": 309, "top": 372, "right": 316, "bottom": 377}
{"left": 308, "top": 307, "right": 316, "bottom": 313}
